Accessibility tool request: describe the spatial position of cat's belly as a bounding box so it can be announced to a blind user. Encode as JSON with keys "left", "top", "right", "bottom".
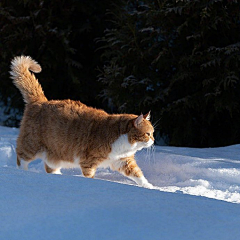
{"left": 98, "top": 158, "right": 125, "bottom": 170}
{"left": 53, "top": 160, "right": 80, "bottom": 169}
{"left": 41, "top": 152, "right": 81, "bottom": 169}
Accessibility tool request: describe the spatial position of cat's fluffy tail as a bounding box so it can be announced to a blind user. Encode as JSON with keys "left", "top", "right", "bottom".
{"left": 10, "top": 56, "right": 47, "bottom": 104}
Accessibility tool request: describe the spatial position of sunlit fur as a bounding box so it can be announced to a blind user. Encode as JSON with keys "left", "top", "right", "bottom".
{"left": 10, "top": 56, "right": 155, "bottom": 188}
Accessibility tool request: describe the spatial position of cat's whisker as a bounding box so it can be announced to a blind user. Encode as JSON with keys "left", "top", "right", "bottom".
{"left": 145, "top": 143, "right": 155, "bottom": 165}
{"left": 151, "top": 144, "right": 156, "bottom": 164}
{"left": 145, "top": 147, "right": 149, "bottom": 163}
{"left": 152, "top": 118, "right": 161, "bottom": 129}
{"left": 147, "top": 146, "right": 151, "bottom": 164}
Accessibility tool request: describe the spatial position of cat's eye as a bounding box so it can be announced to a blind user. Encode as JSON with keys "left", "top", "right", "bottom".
{"left": 146, "top": 133, "right": 151, "bottom": 136}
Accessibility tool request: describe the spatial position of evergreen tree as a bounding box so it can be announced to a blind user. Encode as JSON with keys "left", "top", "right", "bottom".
{"left": 99, "top": 0, "right": 240, "bottom": 147}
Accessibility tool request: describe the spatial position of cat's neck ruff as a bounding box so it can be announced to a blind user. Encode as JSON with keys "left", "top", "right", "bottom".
{"left": 99, "top": 133, "right": 153, "bottom": 169}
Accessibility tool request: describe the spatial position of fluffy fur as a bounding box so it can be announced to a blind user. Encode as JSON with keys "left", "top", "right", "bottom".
{"left": 10, "top": 56, "right": 155, "bottom": 188}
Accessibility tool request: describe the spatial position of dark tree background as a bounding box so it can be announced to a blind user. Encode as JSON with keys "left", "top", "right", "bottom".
{"left": 1, "top": 0, "right": 240, "bottom": 147}
{"left": 0, "top": 0, "right": 113, "bottom": 122}
{"left": 99, "top": 0, "right": 240, "bottom": 147}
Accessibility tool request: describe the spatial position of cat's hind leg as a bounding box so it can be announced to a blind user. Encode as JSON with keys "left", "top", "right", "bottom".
{"left": 17, "top": 155, "right": 30, "bottom": 170}
{"left": 16, "top": 140, "right": 39, "bottom": 170}
{"left": 81, "top": 166, "right": 96, "bottom": 178}
{"left": 17, "top": 153, "right": 37, "bottom": 171}
{"left": 16, "top": 131, "right": 41, "bottom": 171}
{"left": 111, "top": 157, "right": 153, "bottom": 189}
{"left": 80, "top": 161, "right": 97, "bottom": 178}
{"left": 44, "top": 163, "right": 62, "bottom": 174}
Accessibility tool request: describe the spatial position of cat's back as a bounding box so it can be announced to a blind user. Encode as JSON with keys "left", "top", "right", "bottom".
{"left": 23, "top": 98, "right": 136, "bottom": 149}
{"left": 38, "top": 99, "right": 106, "bottom": 123}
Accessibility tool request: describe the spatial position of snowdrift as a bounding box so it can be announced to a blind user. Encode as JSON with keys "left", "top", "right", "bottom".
{"left": 1, "top": 126, "right": 240, "bottom": 239}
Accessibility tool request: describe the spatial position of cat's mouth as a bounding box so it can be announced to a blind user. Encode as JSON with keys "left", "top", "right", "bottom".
{"left": 145, "top": 139, "right": 154, "bottom": 148}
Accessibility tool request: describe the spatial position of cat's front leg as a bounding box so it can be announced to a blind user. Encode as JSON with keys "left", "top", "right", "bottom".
{"left": 112, "top": 157, "right": 153, "bottom": 189}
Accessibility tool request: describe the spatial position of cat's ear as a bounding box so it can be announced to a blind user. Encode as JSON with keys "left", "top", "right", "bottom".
{"left": 143, "top": 111, "right": 151, "bottom": 121}
{"left": 134, "top": 114, "right": 144, "bottom": 128}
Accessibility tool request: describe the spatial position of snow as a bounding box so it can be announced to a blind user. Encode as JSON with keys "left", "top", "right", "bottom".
{"left": 0, "top": 125, "right": 240, "bottom": 239}
{"left": 139, "top": 146, "right": 240, "bottom": 203}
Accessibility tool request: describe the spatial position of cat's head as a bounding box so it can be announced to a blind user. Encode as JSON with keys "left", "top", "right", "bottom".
{"left": 128, "top": 112, "right": 154, "bottom": 149}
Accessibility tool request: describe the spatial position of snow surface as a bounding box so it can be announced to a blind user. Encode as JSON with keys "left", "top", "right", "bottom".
{"left": 1, "top": 126, "right": 240, "bottom": 239}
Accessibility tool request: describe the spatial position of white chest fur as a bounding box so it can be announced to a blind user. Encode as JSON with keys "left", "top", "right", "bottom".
{"left": 99, "top": 134, "right": 143, "bottom": 168}
{"left": 109, "top": 134, "right": 141, "bottom": 159}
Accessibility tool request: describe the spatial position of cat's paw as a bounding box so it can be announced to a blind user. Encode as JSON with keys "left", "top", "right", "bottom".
{"left": 52, "top": 169, "right": 62, "bottom": 175}
{"left": 138, "top": 176, "right": 154, "bottom": 189}
{"left": 142, "top": 182, "right": 154, "bottom": 189}
{"left": 130, "top": 176, "right": 154, "bottom": 189}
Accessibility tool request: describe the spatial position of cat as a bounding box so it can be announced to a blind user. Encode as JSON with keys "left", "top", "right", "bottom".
{"left": 10, "top": 56, "right": 154, "bottom": 188}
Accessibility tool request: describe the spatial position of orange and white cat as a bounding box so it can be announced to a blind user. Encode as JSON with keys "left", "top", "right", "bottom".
{"left": 10, "top": 56, "right": 154, "bottom": 188}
